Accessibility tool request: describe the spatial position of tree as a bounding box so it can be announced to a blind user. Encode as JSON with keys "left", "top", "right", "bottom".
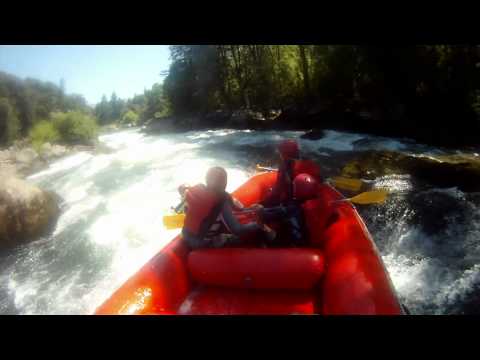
{"left": 110, "top": 92, "right": 124, "bottom": 121}
{"left": 143, "top": 83, "right": 168, "bottom": 120}
{"left": 0, "top": 97, "right": 20, "bottom": 145}
{"left": 121, "top": 110, "right": 139, "bottom": 126}
{"left": 95, "top": 95, "right": 112, "bottom": 125}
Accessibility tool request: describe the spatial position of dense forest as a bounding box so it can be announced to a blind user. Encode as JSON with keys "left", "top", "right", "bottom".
{"left": 2, "top": 45, "right": 480, "bottom": 149}
{"left": 161, "top": 45, "right": 480, "bottom": 146}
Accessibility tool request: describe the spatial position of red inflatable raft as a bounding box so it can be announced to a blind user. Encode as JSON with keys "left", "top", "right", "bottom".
{"left": 95, "top": 169, "right": 404, "bottom": 315}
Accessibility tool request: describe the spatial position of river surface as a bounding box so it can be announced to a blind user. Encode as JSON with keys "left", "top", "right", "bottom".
{"left": 1, "top": 128, "right": 479, "bottom": 314}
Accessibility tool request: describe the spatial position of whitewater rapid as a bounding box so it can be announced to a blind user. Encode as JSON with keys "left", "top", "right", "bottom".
{"left": 0, "top": 128, "right": 479, "bottom": 314}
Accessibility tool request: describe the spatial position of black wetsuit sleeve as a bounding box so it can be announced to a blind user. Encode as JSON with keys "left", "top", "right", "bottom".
{"left": 174, "top": 198, "right": 186, "bottom": 213}
{"left": 259, "top": 205, "right": 288, "bottom": 222}
{"left": 221, "top": 202, "right": 262, "bottom": 236}
{"left": 262, "top": 160, "right": 295, "bottom": 206}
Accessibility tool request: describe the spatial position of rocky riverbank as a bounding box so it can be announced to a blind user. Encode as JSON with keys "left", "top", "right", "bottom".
{"left": 0, "top": 139, "right": 113, "bottom": 250}
{"left": 141, "top": 106, "right": 480, "bottom": 149}
{"left": 340, "top": 150, "right": 480, "bottom": 193}
{"left": 0, "top": 140, "right": 113, "bottom": 179}
{"left": 141, "top": 109, "right": 280, "bottom": 134}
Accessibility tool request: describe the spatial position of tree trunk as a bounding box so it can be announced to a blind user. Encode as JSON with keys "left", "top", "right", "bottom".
{"left": 298, "top": 45, "right": 312, "bottom": 104}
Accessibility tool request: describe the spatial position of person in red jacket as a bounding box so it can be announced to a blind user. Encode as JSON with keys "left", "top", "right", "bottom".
{"left": 262, "top": 139, "right": 322, "bottom": 208}
{"left": 262, "top": 139, "right": 300, "bottom": 207}
{"left": 181, "top": 167, "right": 276, "bottom": 250}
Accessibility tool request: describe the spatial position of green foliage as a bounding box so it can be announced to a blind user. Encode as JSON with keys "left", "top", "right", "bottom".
{"left": 164, "top": 45, "right": 322, "bottom": 114}
{"left": 0, "top": 97, "right": 20, "bottom": 145}
{"left": 51, "top": 111, "right": 98, "bottom": 144}
{"left": 94, "top": 92, "right": 127, "bottom": 125}
{"left": 162, "top": 45, "right": 480, "bottom": 140}
{"left": 28, "top": 120, "right": 60, "bottom": 151}
{"left": 143, "top": 83, "right": 169, "bottom": 120}
{"left": 0, "top": 71, "right": 93, "bottom": 143}
{"left": 120, "top": 110, "right": 139, "bottom": 126}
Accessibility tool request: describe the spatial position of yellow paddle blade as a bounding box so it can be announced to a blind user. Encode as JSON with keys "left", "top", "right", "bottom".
{"left": 256, "top": 164, "right": 275, "bottom": 172}
{"left": 162, "top": 213, "right": 186, "bottom": 229}
{"left": 331, "top": 176, "right": 363, "bottom": 192}
{"left": 348, "top": 190, "right": 388, "bottom": 205}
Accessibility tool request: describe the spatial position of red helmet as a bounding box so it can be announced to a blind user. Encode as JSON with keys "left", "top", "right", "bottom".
{"left": 278, "top": 140, "right": 299, "bottom": 160}
{"left": 293, "top": 173, "right": 318, "bottom": 201}
{"left": 206, "top": 167, "right": 228, "bottom": 191}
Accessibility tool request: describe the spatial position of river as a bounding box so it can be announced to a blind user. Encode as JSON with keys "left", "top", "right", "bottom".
{"left": 1, "top": 128, "right": 479, "bottom": 314}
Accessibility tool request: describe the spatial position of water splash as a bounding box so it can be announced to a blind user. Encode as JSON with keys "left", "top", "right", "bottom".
{"left": 2, "top": 127, "right": 480, "bottom": 314}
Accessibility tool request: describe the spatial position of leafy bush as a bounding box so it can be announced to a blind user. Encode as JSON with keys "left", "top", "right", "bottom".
{"left": 0, "top": 97, "right": 20, "bottom": 145}
{"left": 51, "top": 111, "right": 98, "bottom": 144}
{"left": 120, "top": 110, "right": 139, "bottom": 126}
{"left": 29, "top": 120, "right": 60, "bottom": 151}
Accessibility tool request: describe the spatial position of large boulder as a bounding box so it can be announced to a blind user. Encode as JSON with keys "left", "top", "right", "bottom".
{"left": 340, "top": 150, "right": 480, "bottom": 192}
{"left": 228, "top": 110, "right": 268, "bottom": 129}
{"left": 301, "top": 129, "right": 325, "bottom": 140}
{"left": 0, "top": 177, "right": 60, "bottom": 250}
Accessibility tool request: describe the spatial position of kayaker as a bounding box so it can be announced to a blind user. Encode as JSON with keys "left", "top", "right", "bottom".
{"left": 182, "top": 166, "right": 276, "bottom": 250}
{"left": 258, "top": 173, "right": 319, "bottom": 246}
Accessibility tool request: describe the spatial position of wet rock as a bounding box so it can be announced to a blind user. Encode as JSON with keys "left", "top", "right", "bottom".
{"left": 409, "top": 190, "right": 469, "bottom": 236}
{"left": 229, "top": 110, "right": 268, "bottom": 129}
{"left": 270, "top": 106, "right": 310, "bottom": 130}
{"left": 265, "top": 109, "right": 281, "bottom": 120}
{"left": 0, "top": 176, "right": 60, "bottom": 250}
{"left": 340, "top": 150, "right": 480, "bottom": 192}
{"left": 202, "top": 110, "right": 231, "bottom": 128}
{"left": 301, "top": 130, "right": 325, "bottom": 140}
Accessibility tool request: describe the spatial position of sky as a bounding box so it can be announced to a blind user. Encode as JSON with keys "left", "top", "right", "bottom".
{"left": 0, "top": 45, "right": 171, "bottom": 105}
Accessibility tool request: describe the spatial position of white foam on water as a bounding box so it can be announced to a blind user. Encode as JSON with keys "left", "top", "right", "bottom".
{"left": 373, "top": 174, "right": 413, "bottom": 193}
{"left": 4, "top": 127, "right": 479, "bottom": 314}
{"left": 27, "top": 152, "right": 93, "bottom": 181}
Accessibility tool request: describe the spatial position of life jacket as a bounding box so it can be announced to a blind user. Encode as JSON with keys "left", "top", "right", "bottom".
{"left": 265, "top": 159, "right": 322, "bottom": 206}
{"left": 300, "top": 185, "right": 335, "bottom": 247}
{"left": 183, "top": 184, "right": 229, "bottom": 240}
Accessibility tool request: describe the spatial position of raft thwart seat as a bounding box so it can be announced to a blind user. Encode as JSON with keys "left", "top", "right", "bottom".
{"left": 187, "top": 248, "right": 325, "bottom": 290}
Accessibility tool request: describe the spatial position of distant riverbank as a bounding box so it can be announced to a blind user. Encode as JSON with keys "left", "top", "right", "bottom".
{"left": 142, "top": 107, "right": 480, "bottom": 150}
{"left": 0, "top": 139, "right": 113, "bottom": 180}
